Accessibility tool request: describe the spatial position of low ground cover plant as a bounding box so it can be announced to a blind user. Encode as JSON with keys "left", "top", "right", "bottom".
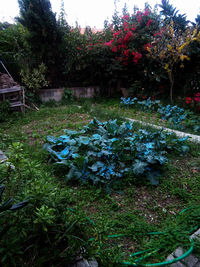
{"left": 44, "top": 118, "right": 189, "bottom": 186}
{"left": 121, "top": 97, "right": 200, "bottom": 133}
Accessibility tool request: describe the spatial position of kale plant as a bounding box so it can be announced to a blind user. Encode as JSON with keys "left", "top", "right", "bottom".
{"left": 157, "top": 105, "right": 187, "bottom": 125}
{"left": 120, "top": 97, "right": 137, "bottom": 106}
{"left": 44, "top": 119, "right": 189, "bottom": 186}
{"left": 121, "top": 97, "right": 200, "bottom": 133}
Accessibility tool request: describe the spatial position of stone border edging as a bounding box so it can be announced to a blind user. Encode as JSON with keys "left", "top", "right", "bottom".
{"left": 127, "top": 118, "right": 200, "bottom": 143}
{"left": 166, "top": 228, "right": 200, "bottom": 267}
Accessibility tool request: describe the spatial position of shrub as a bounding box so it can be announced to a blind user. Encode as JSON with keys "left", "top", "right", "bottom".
{"left": 0, "top": 100, "right": 10, "bottom": 123}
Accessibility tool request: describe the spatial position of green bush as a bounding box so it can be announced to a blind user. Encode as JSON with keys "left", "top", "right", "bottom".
{"left": 0, "top": 143, "right": 97, "bottom": 266}
{"left": 0, "top": 100, "right": 10, "bottom": 123}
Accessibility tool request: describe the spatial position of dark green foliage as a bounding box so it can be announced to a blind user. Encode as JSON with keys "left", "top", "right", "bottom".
{"left": 0, "top": 179, "right": 28, "bottom": 214}
{"left": 44, "top": 118, "right": 189, "bottom": 186}
{"left": 159, "top": 0, "right": 189, "bottom": 31}
{"left": 0, "top": 100, "right": 10, "bottom": 123}
{"left": 0, "top": 177, "right": 28, "bottom": 249}
{"left": 0, "top": 23, "right": 30, "bottom": 80}
{"left": 0, "top": 145, "right": 96, "bottom": 265}
{"left": 61, "top": 88, "right": 74, "bottom": 104}
{"left": 17, "top": 0, "right": 66, "bottom": 85}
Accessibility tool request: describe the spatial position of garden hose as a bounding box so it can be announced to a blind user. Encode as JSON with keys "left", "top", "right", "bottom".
{"left": 67, "top": 206, "right": 200, "bottom": 266}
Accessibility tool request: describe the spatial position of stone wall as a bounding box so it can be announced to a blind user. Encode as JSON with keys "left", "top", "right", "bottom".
{"left": 39, "top": 87, "right": 100, "bottom": 102}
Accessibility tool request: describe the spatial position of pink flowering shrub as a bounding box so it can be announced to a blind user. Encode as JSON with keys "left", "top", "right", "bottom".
{"left": 102, "top": 9, "right": 158, "bottom": 66}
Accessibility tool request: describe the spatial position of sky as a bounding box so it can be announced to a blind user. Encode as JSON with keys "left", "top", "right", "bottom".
{"left": 0, "top": 0, "right": 200, "bottom": 28}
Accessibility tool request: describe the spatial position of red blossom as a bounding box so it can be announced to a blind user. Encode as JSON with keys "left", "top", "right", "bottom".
{"left": 124, "top": 30, "right": 134, "bottom": 42}
{"left": 131, "top": 26, "right": 136, "bottom": 31}
{"left": 137, "top": 14, "right": 142, "bottom": 23}
{"left": 194, "top": 93, "right": 200, "bottom": 103}
{"left": 104, "top": 39, "right": 114, "bottom": 47}
{"left": 117, "top": 37, "right": 123, "bottom": 44}
{"left": 118, "top": 44, "right": 127, "bottom": 50}
{"left": 113, "top": 30, "right": 122, "bottom": 38}
{"left": 147, "top": 19, "right": 152, "bottom": 27}
{"left": 185, "top": 97, "right": 192, "bottom": 104}
{"left": 143, "top": 9, "right": 150, "bottom": 16}
{"left": 122, "top": 15, "right": 129, "bottom": 20}
{"left": 123, "top": 21, "right": 129, "bottom": 31}
{"left": 77, "top": 47, "right": 82, "bottom": 50}
{"left": 112, "top": 46, "right": 117, "bottom": 52}
{"left": 133, "top": 51, "right": 142, "bottom": 64}
{"left": 124, "top": 49, "right": 129, "bottom": 57}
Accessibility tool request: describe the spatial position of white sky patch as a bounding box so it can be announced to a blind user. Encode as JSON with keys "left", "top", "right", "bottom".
{"left": 0, "top": 0, "right": 200, "bottom": 28}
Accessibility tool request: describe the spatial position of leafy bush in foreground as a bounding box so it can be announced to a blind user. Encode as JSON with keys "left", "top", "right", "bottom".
{"left": 44, "top": 118, "right": 189, "bottom": 186}
{"left": 0, "top": 147, "right": 94, "bottom": 266}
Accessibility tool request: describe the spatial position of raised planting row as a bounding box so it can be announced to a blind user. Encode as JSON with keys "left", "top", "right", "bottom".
{"left": 120, "top": 97, "right": 200, "bottom": 134}
{"left": 44, "top": 118, "right": 189, "bottom": 186}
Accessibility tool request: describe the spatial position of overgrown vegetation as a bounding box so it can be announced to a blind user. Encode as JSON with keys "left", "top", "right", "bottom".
{"left": 0, "top": 0, "right": 200, "bottom": 265}
{"left": 0, "top": 102, "right": 199, "bottom": 265}
{"left": 0, "top": 0, "right": 199, "bottom": 103}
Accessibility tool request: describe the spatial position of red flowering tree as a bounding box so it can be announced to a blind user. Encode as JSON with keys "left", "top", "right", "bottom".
{"left": 104, "top": 10, "right": 158, "bottom": 62}
{"left": 100, "top": 7, "right": 159, "bottom": 91}
{"left": 65, "top": 7, "right": 160, "bottom": 95}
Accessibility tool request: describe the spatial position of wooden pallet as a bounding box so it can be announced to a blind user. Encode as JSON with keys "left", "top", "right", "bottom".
{"left": 0, "top": 86, "right": 25, "bottom": 112}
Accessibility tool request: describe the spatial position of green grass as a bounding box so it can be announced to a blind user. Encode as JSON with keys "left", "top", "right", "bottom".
{"left": 0, "top": 100, "right": 200, "bottom": 266}
{"left": 91, "top": 98, "right": 200, "bottom": 136}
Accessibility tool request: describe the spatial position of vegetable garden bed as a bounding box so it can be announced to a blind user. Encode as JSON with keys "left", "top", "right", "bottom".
{"left": 0, "top": 100, "right": 199, "bottom": 266}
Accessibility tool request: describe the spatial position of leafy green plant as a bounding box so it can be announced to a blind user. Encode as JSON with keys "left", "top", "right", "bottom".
{"left": 121, "top": 97, "right": 200, "bottom": 133}
{"left": 20, "top": 63, "right": 49, "bottom": 102}
{"left": 0, "top": 146, "right": 96, "bottom": 265}
{"left": 61, "top": 88, "right": 74, "bottom": 104}
{"left": 157, "top": 104, "right": 187, "bottom": 125}
{"left": 0, "top": 100, "right": 10, "bottom": 123}
{"left": 0, "top": 177, "right": 28, "bottom": 246}
{"left": 0, "top": 178, "right": 28, "bottom": 214}
{"left": 44, "top": 118, "right": 189, "bottom": 186}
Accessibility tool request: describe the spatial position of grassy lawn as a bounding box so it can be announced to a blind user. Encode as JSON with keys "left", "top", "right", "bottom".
{"left": 0, "top": 100, "right": 200, "bottom": 266}
{"left": 88, "top": 98, "right": 200, "bottom": 136}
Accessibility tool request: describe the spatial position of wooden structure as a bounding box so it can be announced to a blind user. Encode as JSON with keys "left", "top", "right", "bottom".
{"left": 0, "top": 86, "right": 25, "bottom": 112}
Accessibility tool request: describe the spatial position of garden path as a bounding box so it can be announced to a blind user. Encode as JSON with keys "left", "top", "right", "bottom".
{"left": 127, "top": 118, "right": 200, "bottom": 143}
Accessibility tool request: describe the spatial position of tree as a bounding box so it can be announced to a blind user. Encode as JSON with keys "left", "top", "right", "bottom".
{"left": 17, "top": 0, "right": 65, "bottom": 85}
{"left": 101, "top": 7, "right": 159, "bottom": 89}
{"left": 0, "top": 22, "right": 30, "bottom": 80}
{"left": 159, "top": 0, "right": 189, "bottom": 31}
{"left": 58, "top": 0, "right": 69, "bottom": 30}
{"left": 148, "top": 21, "right": 200, "bottom": 102}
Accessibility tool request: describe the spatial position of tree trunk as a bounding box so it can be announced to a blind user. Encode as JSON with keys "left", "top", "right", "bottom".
{"left": 168, "top": 72, "right": 174, "bottom": 103}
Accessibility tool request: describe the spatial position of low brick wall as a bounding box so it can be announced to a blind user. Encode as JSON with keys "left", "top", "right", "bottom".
{"left": 39, "top": 87, "right": 100, "bottom": 102}
{"left": 39, "top": 88, "right": 64, "bottom": 102}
